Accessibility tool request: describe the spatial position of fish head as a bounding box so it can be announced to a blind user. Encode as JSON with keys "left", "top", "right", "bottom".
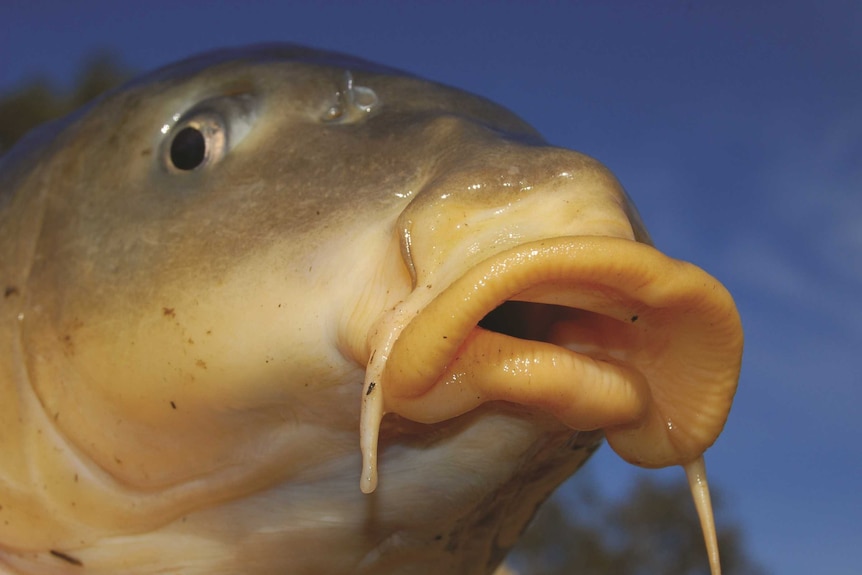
{"left": 0, "top": 45, "right": 741, "bottom": 574}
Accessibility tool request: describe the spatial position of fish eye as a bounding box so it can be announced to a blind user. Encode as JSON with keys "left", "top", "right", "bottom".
{"left": 170, "top": 126, "right": 207, "bottom": 170}
{"left": 161, "top": 94, "right": 257, "bottom": 174}
{"left": 165, "top": 114, "right": 227, "bottom": 172}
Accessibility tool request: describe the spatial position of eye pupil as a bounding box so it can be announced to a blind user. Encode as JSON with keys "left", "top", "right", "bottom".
{"left": 170, "top": 126, "right": 207, "bottom": 170}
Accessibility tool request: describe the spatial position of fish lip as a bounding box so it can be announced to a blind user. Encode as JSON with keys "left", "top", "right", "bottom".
{"left": 371, "top": 234, "right": 742, "bottom": 469}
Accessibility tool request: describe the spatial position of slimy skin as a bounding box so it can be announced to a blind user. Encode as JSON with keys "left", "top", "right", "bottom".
{"left": 0, "top": 45, "right": 741, "bottom": 574}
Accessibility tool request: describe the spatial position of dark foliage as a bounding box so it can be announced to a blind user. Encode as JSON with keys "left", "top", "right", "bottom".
{"left": 508, "top": 470, "right": 769, "bottom": 575}
{"left": 0, "top": 52, "right": 129, "bottom": 154}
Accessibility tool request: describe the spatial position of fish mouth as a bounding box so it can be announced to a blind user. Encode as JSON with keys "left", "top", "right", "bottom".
{"left": 360, "top": 236, "right": 742, "bottom": 493}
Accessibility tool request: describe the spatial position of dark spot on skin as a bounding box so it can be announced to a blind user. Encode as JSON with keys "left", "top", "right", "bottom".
{"left": 4, "top": 286, "right": 19, "bottom": 298}
{"left": 140, "top": 148, "right": 152, "bottom": 157}
{"left": 631, "top": 315, "right": 639, "bottom": 322}
{"left": 369, "top": 350, "right": 376, "bottom": 364}
{"left": 61, "top": 334, "right": 74, "bottom": 355}
{"left": 50, "top": 550, "right": 83, "bottom": 566}
{"left": 434, "top": 534, "right": 443, "bottom": 541}
{"left": 366, "top": 382, "right": 376, "bottom": 395}
{"left": 163, "top": 307, "right": 176, "bottom": 318}
{"left": 170, "top": 401, "right": 177, "bottom": 410}
{"left": 195, "top": 359, "right": 207, "bottom": 370}
{"left": 426, "top": 284, "right": 432, "bottom": 289}
{"left": 442, "top": 335, "right": 448, "bottom": 339}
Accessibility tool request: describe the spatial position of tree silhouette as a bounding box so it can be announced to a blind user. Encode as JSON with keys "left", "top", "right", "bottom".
{"left": 508, "top": 470, "right": 768, "bottom": 575}
{"left": 0, "top": 53, "right": 769, "bottom": 575}
{"left": 0, "top": 52, "right": 129, "bottom": 154}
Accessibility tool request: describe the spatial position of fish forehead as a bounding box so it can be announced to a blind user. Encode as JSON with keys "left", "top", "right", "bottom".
{"left": 122, "top": 43, "right": 412, "bottom": 88}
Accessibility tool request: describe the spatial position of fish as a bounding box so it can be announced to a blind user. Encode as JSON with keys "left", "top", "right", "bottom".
{"left": 0, "top": 44, "right": 743, "bottom": 574}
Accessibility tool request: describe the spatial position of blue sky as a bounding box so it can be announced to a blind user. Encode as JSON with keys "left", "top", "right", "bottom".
{"left": 2, "top": 2, "right": 859, "bottom": 573}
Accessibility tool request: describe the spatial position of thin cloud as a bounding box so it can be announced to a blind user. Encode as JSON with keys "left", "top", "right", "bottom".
{"left": 725, "top": 103, "right": 862, "bottom": 335}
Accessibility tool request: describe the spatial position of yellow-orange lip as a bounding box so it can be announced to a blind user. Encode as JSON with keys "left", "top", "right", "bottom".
{"left": 360, "top": 235, "right": 743, "bottom": 493}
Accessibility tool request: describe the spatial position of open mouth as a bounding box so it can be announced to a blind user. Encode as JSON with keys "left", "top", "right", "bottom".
{"left": 360, "top": 235, "right": 742, "bottom": 493}
{"left": 357, "top": 236, "right": 741, "bottom": 575}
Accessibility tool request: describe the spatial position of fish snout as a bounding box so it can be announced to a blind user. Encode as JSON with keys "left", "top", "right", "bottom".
{"left": 360, "top": 146, "right": 742, "bottom": 492}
